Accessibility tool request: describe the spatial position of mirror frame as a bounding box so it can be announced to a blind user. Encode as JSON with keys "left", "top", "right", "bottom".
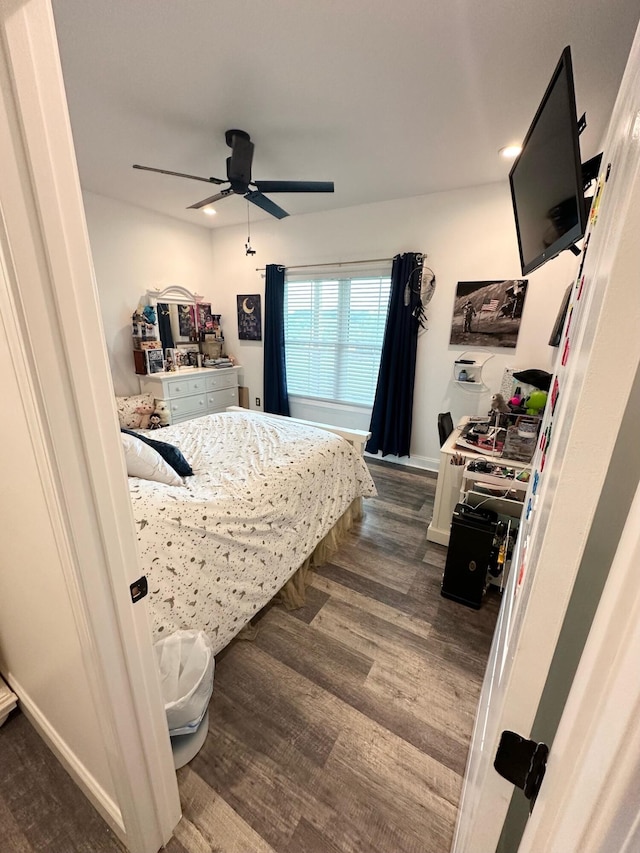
{"left": 147, "top": 284, "right": 203, "bottom": 349}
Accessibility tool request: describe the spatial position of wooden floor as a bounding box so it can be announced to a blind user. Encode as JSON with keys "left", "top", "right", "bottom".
{"left": 0, "top": 459, "right": 500, "bottom": 852}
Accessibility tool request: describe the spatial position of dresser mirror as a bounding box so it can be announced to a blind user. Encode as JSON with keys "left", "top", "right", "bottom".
{"left": 146, "top": 285, "right": 203, "bottom": 350}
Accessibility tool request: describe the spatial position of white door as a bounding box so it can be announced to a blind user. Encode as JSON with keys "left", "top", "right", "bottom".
{"left": 452, "top": 21, "right": 640, "bottom": 853}
{"left": 519, "top": 479, "right": 640, "bottom": 852}
{"left": 0, "top": 1, "right": 181, "bottom": 851}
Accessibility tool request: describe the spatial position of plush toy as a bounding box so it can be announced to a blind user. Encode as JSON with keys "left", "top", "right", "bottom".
{"left": 135, "top": 401, "right": 155, "bottom": 429}
{"left": 153, "top": 400, "right": 171, "bottom": 426}
{"left": 148, "top": 412, "right": 162, "bottom": 429}
{"left": 490, "top": 393, "right": 510, "bottom": 414}
{"left": 142, "top": 304, "right": 157, "bottom": 325}
{"left": 525, "top": 390, "right": 548, "bottom": 415}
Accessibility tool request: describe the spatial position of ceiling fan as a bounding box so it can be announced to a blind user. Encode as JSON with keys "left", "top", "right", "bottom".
{"left": 133, "top": 129, "right": 334, "bottom": 219}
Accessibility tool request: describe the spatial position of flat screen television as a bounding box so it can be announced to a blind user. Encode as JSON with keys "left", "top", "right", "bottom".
{"left": 510, "top": 46, "right": 587, "bottom": 276}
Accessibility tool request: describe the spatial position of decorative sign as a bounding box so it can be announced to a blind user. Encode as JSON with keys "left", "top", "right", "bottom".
{"left": 450, "top": 280, "right": 528, "bottom": 348}
{"left": 237, "top": 294, "right": 262, "bottom": 341}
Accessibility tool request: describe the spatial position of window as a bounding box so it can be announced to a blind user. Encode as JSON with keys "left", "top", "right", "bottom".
{"left": 284, "top": 266, "right": 391, "bottom": 407}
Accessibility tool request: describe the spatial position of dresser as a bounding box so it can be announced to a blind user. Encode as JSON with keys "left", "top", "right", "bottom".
{"left": 139, "top": 366, "right": 241, "bottom": 425}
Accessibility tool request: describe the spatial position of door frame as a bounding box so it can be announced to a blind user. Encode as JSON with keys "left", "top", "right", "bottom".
{"left": 0, "top": 1, "right": 181, "bottom": 850}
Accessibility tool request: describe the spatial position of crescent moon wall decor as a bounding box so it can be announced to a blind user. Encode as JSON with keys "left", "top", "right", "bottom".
{"left": 237, "top": 294, "right": 262, "bottom": 340}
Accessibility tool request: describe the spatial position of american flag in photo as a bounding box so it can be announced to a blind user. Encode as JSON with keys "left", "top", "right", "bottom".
{"left": 481, "top": 299, "right": 499, "bottom": 312}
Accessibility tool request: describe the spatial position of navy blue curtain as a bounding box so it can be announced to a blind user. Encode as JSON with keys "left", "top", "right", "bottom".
{"left": 263, "top": 264, "right": 290, "bottom": 416}
{"left": 366, "top": 252, "right": 422, "bottom": 457}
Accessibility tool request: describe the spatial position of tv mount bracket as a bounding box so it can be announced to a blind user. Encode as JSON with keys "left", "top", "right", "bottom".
{"left": 577, "top": 112, "right": 587, "bottom": 136}
{"left": 582, "top": 153, "right": 603, "bottom": 191}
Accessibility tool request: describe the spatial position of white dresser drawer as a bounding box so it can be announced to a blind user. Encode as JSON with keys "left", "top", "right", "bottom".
{"left": 207, "top": 386, "right": 239, "bottom": 412}
{"left": 165, "top": 376, "right": 207, "bottom": 398}
{"left": 169, "top": 393, "right": 207, "bottom": 420}
{"left": 139, "top": 366, "right": 241, "bottom": 425}
{"left": 205, "top": 371, "right": 237, "bottom": 392}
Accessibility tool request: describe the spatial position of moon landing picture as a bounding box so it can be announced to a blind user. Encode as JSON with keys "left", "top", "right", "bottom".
{"left": 237, "top": 294, "right": 262, "bottom": 341}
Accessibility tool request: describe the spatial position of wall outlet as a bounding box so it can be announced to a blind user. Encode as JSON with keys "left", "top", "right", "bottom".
{"left": 255, "top": 397, "right": 261, "bottom": 407}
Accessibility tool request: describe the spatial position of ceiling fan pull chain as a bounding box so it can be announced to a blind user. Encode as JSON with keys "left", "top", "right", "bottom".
{"left": 245, "top": 201, "right": 256, "bottom": 256}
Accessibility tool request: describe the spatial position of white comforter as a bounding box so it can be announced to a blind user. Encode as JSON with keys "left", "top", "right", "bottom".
{"left": 129, "top": 411, "right": 376, "bottom": 653}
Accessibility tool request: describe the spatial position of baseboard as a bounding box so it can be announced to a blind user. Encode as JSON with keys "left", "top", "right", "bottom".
{"left": 364, "top": 451, "right": 440, "bottom": 472}
{"left": 6, "top": 674, "right": 125, "bottom": 843}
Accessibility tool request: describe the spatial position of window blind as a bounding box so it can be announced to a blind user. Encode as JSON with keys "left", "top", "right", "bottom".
{"left": 284, "top": 268, "right": 391, "bottom": 407}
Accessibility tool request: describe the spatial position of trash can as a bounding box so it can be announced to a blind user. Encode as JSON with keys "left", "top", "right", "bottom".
{"left": 154, "top": 630, "right": 214, "bottom": 769}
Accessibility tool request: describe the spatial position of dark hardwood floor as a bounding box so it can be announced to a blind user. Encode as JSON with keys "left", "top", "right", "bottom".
{"left": 0, "top": 459, "right": 501, "bottom": 852}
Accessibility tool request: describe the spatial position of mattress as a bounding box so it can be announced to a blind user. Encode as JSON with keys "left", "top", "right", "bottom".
{"left": 129, "top": 411, "right": 376, "bottom": 653}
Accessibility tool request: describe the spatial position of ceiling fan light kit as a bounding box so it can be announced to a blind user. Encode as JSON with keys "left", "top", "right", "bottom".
{"left": 133, "top": 129, "right": 334, "bottom": 219}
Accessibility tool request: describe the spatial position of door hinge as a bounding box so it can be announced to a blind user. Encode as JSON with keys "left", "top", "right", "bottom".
{"left": 129, "top": 575, "right": 148, "bottom": 603}
{"left": 494, "top": 730, "right": 549, "bottom": 812}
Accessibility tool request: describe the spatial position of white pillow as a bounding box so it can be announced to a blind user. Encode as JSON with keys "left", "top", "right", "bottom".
{"left": 121, "top": 433, "right": 183, "bottom": 487}
{"left": 116, "top": 393, "right": 155, "bottom": 428}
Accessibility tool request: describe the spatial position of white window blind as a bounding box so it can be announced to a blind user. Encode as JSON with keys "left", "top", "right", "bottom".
{"left": 284, "top": 266, "right": 392, "bottom": 407}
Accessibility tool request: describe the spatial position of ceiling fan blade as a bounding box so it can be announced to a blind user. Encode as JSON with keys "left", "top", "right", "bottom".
{"left": 245, "top": 190, "right": 289, "bottom": 220}
{"left": 133, "top": 164, "right": 225, "bottom": 184}
{"left": 187, "top": 188, "right": 235, "bottom": 210}
{"left": 253, "top": 180, "right": 334, "bottom": 194}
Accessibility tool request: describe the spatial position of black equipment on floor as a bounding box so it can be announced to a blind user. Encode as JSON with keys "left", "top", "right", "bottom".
{"left": 441, "top": 503, "right": 498, "bottom": 608}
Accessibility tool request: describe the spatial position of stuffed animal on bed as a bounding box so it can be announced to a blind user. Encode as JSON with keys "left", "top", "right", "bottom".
{"left": 148, "top": 412, "right": 162, "bottom": 429}
{"left": 153, "top": 400, "right": 171, "bottom": 427}
{"left": 135, "top": 401, "right": 155, "bottom": 430}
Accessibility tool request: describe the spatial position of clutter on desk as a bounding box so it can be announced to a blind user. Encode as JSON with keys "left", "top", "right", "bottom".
{"left": 457, "top": 411, "right": 542, "bottom": 462}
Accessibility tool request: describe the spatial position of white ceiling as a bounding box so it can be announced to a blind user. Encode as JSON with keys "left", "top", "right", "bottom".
{"left": 52, "top": 0, "right": 640, "bottom": 230}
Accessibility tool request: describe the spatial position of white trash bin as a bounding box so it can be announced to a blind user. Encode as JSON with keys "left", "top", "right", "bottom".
{"left": 154, "top": 630, "right": 214, "bottom": 769}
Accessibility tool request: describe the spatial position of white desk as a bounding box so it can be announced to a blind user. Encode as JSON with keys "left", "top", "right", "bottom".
{"left": 427, "top": 419, "right": 532, "bottom": 547}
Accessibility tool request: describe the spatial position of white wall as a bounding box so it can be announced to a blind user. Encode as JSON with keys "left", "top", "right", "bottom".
{"left": 210, "top": 183, "right": 578, "bottom": 466}
{"left": 83, "top": 192, "right": 214, "bottom": 395}
{"left": 84, "top": 183, "right": 576, "bottom": 465}
{"left": 0, "top": 302, "right": 117, "bottom": 816}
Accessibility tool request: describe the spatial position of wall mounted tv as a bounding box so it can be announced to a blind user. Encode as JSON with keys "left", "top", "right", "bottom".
{"left": 510, "top": 46, "right": 587, "bottom": 276}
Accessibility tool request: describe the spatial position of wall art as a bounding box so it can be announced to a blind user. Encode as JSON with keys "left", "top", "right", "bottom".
{"left": 450, "top": 279, "right": 528, "bottom": 348}
{"left": 237, "top": 294, "right": 262, "bottom": 341}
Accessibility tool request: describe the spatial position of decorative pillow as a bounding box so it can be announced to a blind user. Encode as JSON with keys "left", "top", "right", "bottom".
{"left": 121, "top": 432, "right": 184, "bottom": 486}
{"left": 121, "top": 428, "right": 193, "bottom": 477}
{"left": 116, "top": 393, "right": 155, "bottom": 428}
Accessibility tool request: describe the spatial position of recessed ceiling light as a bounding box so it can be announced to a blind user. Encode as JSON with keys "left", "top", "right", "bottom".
{"left": 499, "top": 145, "right": 522, "bottom": 159}
{"left": 203, "top": 207, "right": 217, "bottom": 216}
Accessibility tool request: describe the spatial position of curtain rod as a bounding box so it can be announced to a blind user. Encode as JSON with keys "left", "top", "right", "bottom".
{"left": 255, "top": 256, "right": 395, "bottom": 272}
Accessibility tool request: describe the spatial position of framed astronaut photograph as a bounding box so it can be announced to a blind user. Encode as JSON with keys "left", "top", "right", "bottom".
{"left": 449, "top": 279, "right": 528, "bottom": 348}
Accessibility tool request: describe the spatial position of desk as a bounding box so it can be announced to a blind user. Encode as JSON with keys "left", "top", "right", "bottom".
{"left": 427, "top": 418, "right": 532, "bottom": 547}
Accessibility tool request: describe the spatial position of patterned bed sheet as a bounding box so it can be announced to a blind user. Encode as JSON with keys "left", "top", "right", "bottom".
{"left": 129, "top": 411, "right": 376, "bottom": 653}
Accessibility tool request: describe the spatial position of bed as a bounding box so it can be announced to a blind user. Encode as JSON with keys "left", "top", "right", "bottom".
{"left": 127, "top": 410, "right": 376, "bottom": 654}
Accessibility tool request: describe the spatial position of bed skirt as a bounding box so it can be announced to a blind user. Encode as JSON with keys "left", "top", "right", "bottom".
{"left": 275, "top": 497, "right": 363, "bottom": 610}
